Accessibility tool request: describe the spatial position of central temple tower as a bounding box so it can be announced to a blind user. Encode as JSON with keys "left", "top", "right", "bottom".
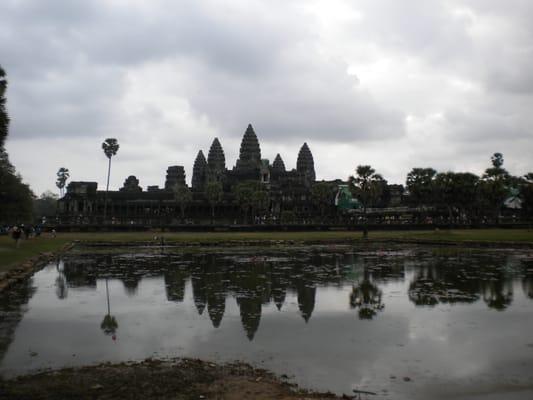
{"left": 235, "top": 124, "right": 262, "bottom": 170}
{"left": 296, "top": 142, "right": 316, "bottom": 183}
{"left": 207, "top": 137, "right": 226, "bottom": 182}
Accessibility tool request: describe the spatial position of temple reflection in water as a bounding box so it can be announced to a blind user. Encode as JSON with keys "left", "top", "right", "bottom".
{"left": 54, "top": 246, "right": 533, "bottom": 340}
{"left": 60, "top": 251, "right": 351, "bottom": 340}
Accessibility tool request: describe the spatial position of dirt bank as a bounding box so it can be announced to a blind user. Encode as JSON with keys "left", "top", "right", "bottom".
{"left": 0, "top": 242, "right": 74, "bottom": 294}
{"left": 0, "top": 358, "right": 343, "bottom": 399}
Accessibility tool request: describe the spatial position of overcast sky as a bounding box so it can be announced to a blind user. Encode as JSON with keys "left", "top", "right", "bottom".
{"left": 2, "top": 0, "right": 533, "bottom": 195}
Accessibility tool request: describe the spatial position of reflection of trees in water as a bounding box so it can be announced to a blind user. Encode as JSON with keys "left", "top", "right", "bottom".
{"left": 5, "top": 247, "right": 531, "bottom": 356}
{"left": 0, "top": 279, "right": 35, "bottom": 365}
{"left": 408, "top": 262, "right": 479, "bottom": 306}
{"left": 57, "top": 248, "right": 533, "bottom": 340}
{"left": 477, "top": 259, "right": 515, "bottom": 311}
{"left": 59, "top": 250, "right": 360, "bottom": 339}
{"left": 480, "top": 279, "right": 513, "bottom": 310}
{"left": 349, "top": 268, "right": 384, "bottom": 320}
{"left": 122, "top": 276, "right": 140, "bottom": 297}
{"left": 101, "top": 314, "right": 118, "bottom": 335}
{"left": 100, "top": 278, "right": 118, "bottom": 338}
{"left": 407, "top": 256, "right": 516, "bottom": 310}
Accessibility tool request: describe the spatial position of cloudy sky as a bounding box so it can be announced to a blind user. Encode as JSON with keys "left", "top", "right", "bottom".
{"left": 2, "top": 0, "right": 533, "bottom": 195}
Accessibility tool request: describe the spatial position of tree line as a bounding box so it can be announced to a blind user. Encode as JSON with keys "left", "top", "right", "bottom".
{"left": 350, "top": 152, "right": 533, "bottom": 226}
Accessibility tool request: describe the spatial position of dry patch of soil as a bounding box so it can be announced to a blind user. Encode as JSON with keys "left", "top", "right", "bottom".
{"left": 0, "top": 358, "right": 344, "bottom": 400}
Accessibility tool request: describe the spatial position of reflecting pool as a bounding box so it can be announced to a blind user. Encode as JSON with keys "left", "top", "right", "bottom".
{"left": 1, "top": 243, "right": 533, "bottom": 399}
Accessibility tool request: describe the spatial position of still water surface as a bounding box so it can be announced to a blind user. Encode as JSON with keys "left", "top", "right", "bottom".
{"left": 1, "top": 244, "right": 533, "bottom": 399}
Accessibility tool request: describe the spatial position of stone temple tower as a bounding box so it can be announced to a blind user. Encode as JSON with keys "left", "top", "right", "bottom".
{"left": 165, "top": 166, "right": 186, "bottom": 190}
{"left": 207, "top": 137, "right": 225, "bottom": 181}
{"left": 296, "top": 142, "right": 315, "bottom": 183}
{"left": 207, "top": 138, "right": 225, "bottom": 171}
{"left": 236, "top": 124, "right": 262, "bottom": 170}
{"left": 271, "top": 153, "right": 286, "bottom": 181}
{"left": 191, "top": 150, "right": 207, "bottom": 191}
{"left": 272, "top": 154, "right": 286, "bottom": 173}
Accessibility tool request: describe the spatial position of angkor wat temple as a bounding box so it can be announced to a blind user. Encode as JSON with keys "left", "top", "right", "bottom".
{"left": 58, "top": 124, "right": 345, "bottom": 225}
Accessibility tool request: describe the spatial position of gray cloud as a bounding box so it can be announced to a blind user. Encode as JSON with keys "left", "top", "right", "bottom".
{"left": 1, "top": 0, "right": 403, "bottom": 143}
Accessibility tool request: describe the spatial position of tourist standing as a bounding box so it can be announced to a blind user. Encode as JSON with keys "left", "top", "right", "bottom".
{"left": 11, "top": 226, "right": 22, "bottom": 248}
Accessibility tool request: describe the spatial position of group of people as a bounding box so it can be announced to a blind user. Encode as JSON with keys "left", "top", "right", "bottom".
{"left": 9, "top": 224, "right": 48, "bottom": 247}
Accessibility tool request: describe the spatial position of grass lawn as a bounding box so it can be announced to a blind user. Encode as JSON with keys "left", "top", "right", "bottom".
{"left": 1, "top": 228, "right": 533, "bottom": 273}
{"left": 0, "top": 236, "right": 72, "bottom": 273}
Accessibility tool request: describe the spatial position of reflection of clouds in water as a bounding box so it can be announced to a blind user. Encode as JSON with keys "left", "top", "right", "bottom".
{"left": 2, "top": 245, "right": 533, "bottom": 396}
{"left": 55, "top": 246, "right": 533, "bottom": 337}
{"left": 406, "top": 253, "right": 527, "bottom": 309}
{"left": 186, "top": 308, "right": 410, "bottom": 396}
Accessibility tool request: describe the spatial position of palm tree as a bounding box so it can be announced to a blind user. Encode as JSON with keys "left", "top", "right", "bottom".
{"left": 101, "top": 278, "right": 118, "bottom": 338}
{"left": 349, "top": 268, "right": 384, "bottom": 319}
{"left": 0, "top": 65, "right": 9, "bottom": 151}
{"left": 55, "top": 167, "right": 70, "bottom": 197}
{"left": 349, "top": 165, "right": 385, "bottom": 238}
{"left": 480, "top": 152, "right": 510, "bottom": 223}
{"left": 102, "top": 138, "right": 119, "bottom": 222}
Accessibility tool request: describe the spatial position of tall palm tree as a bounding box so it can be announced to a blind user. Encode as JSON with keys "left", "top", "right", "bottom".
{"left": 349, "top": 268, "right": 384, "bottom": 319}
{"left": 0, "top": 65, "right": 9, "bottom": 151}
{"left": 101, "top": 278, "right": 118, "bottom": 338}
{"left": 102, "top": 138, "right": 119, "bottom": 222}
{"left": 480, "top": 152, "right": 510, "bottom": 223}
{"left": 349, "top": 165, "right": 385, "bottom": 238}
{"left": 55, "top": 167, "right": 70, "bottom": 197}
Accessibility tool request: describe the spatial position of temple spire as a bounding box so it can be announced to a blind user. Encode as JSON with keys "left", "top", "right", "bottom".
{"left": 272, "top": 153, "right": 286, "bottom": 173}
{"left": 207, "top": 138, "right": 225, "bottom": 172}
{"left": 164, "top": 166, "right": 186, "bottom": 190}
{"left": 192, "top": 150, "right": 207, "bottom": 191}
{"left": 236, "top": 124, "right": 261, "bottom": 169}
{"left": 296, "top": 142, "right": 315, "bottom": 182}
